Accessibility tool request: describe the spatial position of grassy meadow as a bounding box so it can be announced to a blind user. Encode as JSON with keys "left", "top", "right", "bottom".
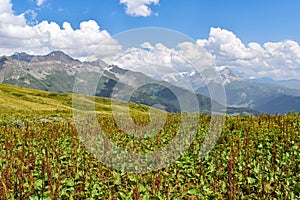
{"left": 0, "top": 84, "right": 299, "bottom": 199}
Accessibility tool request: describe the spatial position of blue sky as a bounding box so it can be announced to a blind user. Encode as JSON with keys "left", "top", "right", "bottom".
{"left": 11, "top": 0, "right": 300, "bottom": 44}
{"left": 1, "top": 0, "right": 300, "bottom": 80}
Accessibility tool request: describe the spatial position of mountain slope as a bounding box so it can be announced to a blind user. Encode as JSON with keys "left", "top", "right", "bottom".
{"left": 0, "top": 84, "right": 71, "bottom": 111}
{"left": 0, "top": 51, "right": 256, "bottom": 114}
{"left": 255, "top": 94, "right": 300, "bottom": 114}
{"left": 0, "top": 84, "right": 156, "bottom": 115}
{"left": 158, "top": 66, "right": 300, "bottom": 114}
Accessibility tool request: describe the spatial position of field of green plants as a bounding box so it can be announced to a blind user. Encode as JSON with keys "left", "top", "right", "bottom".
{"left": 0, "top": 109, "right": 299, "bottom": 199}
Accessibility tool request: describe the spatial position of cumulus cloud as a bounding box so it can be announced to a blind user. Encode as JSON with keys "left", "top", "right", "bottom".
{"left": 141, "top": 42, "right": 154, "bottom": 50}
{"left": 0, "top": 0, "right": 121, "bottom": 60}
{"left": 176, "top": 42, "right": 215, "bottom": 69}
{"left": 198, "top": 27, "right": 300, "bottom": 80}
{"left": 1, "top": 0, "right": 300, "bottom": 80}
{"left": 119, "top": 0, "right": 159, "bottom": 17}
{"left": 104, "top": 44, "right": 174, "bottom": 75}
{"left": 197, "top": 27, "right": 255, "bottom": 60}
{"left": 104, "top": 41, "right": 215, "bottom": 79}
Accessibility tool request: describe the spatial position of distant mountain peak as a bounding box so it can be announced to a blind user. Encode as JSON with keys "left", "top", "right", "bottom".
{"left": 45, "top": 51, "right": 76, "bottom": 62}
{"left": 84, "top": 59, "right": 108, "bottom": 68}
{"left": 108, "top": 64, "right": 129, "bottom": 74}
{"left": 0, "top": 56, "right": 9, "bottom": 67}
{"left": 0, "top": 56, "right": 9, "bottom": 62}
{"left": 9, "top": 51, "right": 78, "bottom": 63}
{"left": 47, "top": 51, "right": 67, "bottom": 57}
{"left": 10, "top": 52, "right": 34, "bottom": 62}
{"left": 12, "top": 52, "right": 30, "bottom": 57}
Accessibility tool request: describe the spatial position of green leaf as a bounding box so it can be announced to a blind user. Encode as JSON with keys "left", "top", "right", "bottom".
{"left": 35, "top": 179, "right": 43, "bottom": 188}
{"left": 247, "top": 177, "right": 256, "bottom": 184}
{"left": 188, "top": 189, "right": 199, "bottom": 195}
{"left": 29, "top": 195, "right": 40, "bottom": 200}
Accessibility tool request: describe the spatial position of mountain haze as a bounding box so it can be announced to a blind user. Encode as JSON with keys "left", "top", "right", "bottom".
{"left": 158, "top": 66, "right": 300, "bottom": 114}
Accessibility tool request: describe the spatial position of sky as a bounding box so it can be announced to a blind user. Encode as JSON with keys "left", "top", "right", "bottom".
{"left": 10, "top": 0, "right": 300, "bottom": 43}
{"left": 1, "top": 0, "right": 300, "bottom": 80}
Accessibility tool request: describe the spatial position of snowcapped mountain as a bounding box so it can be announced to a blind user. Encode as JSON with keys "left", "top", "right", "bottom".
{"left": 150, "top": 65, "right": 300, "bottom": 114}
{"left": 160, "top": 66, "right": 242, "bottom": 92}
{"left": 1, "top": 51, "right": 254, "bottom": 114}
{"left": 1, "top": 51, "right": 298, "bottom": 114}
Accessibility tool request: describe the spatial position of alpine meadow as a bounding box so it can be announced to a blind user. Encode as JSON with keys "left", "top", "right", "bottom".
{"left": 0, "top": 0, "right": 300, "bottom": 199}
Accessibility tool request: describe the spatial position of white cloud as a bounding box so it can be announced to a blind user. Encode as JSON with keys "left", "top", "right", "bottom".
{"left": 36, "top": 0, "right": 46, "bottom": 6}
{"left": 176, "top": 42, "right": 215, "bottom": 69}
{"left": 198, "top": 27, "right": 300, "bottom": 80}
{"left": 88, "top": 38, "right": 122, "bottom": 60}
{"left": 1, "top": 0, "right": 300, "bottom": 80}
{"left": 141, "top": 42, "right": 154, "bottom": 50}
{"left": 197, "top": 27, "right": 255, "bottom": 60}
{"left": 104, "top": 41, "right": 215, "bottom": 79}
{"left": 119, "top": 0, "right": 159, "bottom": 17}
{"left": 105, "top": 45, "right": 173, "bottom": 74}
{"left": 0, "top": 0, "right": 12, "bottom": 13}
{"left": 0, "top": 0, "right": 121, "bottom": 60}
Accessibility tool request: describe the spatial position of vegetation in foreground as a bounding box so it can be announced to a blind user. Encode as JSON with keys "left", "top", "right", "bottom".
{"left": 0, "top": 84, "right": 299, "bottom": 199}
{"left": 0, "top": 110, "right": 299, "bottom": 199}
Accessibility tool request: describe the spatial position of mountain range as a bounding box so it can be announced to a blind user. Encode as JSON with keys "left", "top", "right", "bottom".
{"left": 0, "top": 51, "right": 254, "bottom": 114}
{"left": 149, "top": 65, "right": 300, "bottom": 114}
{"left": 1, "top": 51, "right": 298, "bottom": 114}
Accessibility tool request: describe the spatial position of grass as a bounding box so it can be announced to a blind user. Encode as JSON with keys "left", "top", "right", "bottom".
{"left": 0, "top": 84, "right": 299, "bottom": 199}
{"left": 0, "top": 84, "right": 155, "bottom": 116}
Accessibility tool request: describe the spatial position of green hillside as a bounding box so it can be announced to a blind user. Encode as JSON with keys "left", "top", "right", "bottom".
{"left": 0, "top": 84, "right": 153, "bottom": 115}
